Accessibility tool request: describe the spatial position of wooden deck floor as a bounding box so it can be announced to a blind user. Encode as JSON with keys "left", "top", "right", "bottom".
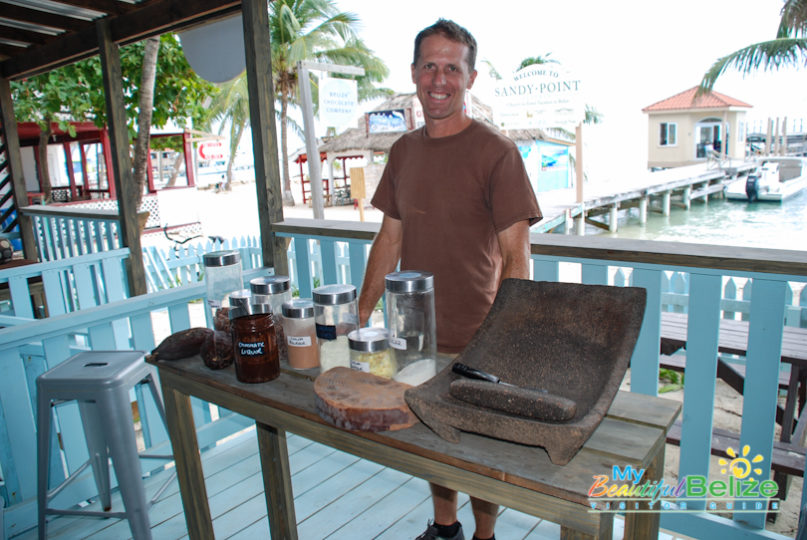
{"left": 12, "top": 426, "right": 693, "bottom": 540}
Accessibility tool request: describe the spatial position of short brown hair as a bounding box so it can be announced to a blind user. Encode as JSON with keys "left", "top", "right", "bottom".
{"left": 413, "top": 19, "right": 477, "bottom": 71}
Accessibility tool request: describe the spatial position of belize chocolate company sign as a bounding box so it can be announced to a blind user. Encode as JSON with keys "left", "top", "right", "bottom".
{"left": 493, "top": 66, "right": 584, "bottom": 130}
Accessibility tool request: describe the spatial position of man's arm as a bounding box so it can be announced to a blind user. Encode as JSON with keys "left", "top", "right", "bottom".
{"left": 497, "top": 219, "right": 532, "bottom": 282}
{"left": 358, "top": 215, "right": 403, "bottom": 325}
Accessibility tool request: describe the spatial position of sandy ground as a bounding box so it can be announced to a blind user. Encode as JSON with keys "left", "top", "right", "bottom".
{"left": 620, "top": 372, "right": 801, "bottom": 537}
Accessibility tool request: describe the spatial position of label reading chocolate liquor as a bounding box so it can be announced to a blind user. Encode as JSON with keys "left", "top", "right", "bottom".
{"left": 238, "top": 341, "right": 265, "bottom": 356}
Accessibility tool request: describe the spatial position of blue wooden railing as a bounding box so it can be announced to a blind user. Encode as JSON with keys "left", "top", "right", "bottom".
{"left": 0, "top": 268, "right": 268, "bottom": 538}
{"left": 20, "top": 205, "right": 126, "bottom": 261}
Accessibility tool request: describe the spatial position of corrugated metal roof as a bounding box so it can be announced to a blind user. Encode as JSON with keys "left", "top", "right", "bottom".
{"left": 0, "top": 0, "right": 240, "bottom": 80}
{"left": 642, "top": 86, "right": 753, "bottom": 112}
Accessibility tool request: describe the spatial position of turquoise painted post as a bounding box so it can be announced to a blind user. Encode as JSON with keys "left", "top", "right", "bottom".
{"left": 348, "top": 240, "right": 367, "bottom": 290}
{"left": 581, "top": 263, "right": 608, "bottom": 285}
{"left": 678, "top": 272, "right": 722, "bottom": 511}
{"left": 295, "top": 237, "right": 313, "bottom": 298}
{"left": 531, "top": 257, "right": 559, "bottom": 282}
{"left": 0, "top": 349, "right": 37, "bottom": 503}
{"left": 630, "top": 268, "right": 663, "bottom": 396}
{"left": 320, "top": 239, "right": 338, "bottom": 284}
{"left": 737, "top": 278, "right": 787, "bottom": 530}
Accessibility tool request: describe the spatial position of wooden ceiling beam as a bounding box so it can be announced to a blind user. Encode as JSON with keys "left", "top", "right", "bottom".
{"left": 0, "top": 0, "right": 240, "bottom": 80}
{"left": 52, "top": 0, "right": 135, "bottom": 16}
{"left": 0, "top": 4, "right": 93, "bottom": 33}
{"left": 0, "top": 44, "right": 26, "bottom": 59}
{"left": 0, "top": 24, "right": 54, "bottom": 46}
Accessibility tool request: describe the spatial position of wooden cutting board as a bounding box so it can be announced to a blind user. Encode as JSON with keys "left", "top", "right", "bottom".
{"left": 313, "top": 367, "right": 417, "bottom": 431}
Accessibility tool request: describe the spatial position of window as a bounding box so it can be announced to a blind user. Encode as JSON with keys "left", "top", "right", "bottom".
{"left": 659, "top": 122, "right": 677, "bottom": 146}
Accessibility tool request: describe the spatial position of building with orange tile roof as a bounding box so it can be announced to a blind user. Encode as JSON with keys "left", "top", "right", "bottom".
{"left": 643, "top": 87, "right": 752, "bottom": 169}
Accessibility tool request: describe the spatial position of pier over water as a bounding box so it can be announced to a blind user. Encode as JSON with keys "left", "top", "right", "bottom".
{"left": 535, "top": 160, "right": 757, "bottom": 234}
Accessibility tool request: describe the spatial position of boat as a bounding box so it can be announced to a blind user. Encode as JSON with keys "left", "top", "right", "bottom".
{"left": 725, "top": 156, "right": 807, "bottom": 202}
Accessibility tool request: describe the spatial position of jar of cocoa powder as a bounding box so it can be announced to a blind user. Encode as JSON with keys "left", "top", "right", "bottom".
{"left": 281, "top": 299, "right": 319, "bottom": 370}
{"left": 229, "top": 303, "right": 279, "bottom": 383}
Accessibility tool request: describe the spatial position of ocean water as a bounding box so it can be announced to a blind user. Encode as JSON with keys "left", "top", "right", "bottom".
{"left": 591, "top": 188, "right": 807, "bottom": 252}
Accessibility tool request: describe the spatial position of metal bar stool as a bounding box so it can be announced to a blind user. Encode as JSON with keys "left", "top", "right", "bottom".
{"left": 37, "top": 350, "right": 174, "bottom": 540}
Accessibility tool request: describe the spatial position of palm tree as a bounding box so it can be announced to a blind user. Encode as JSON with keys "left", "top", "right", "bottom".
{"left": 205, "top": 76, "right": 250, "bottom": 191}
{"left": 269, "top": 0, "right": 390, "bottom": 205}
{"left": 698, "top": 0, "right": 807, "bottom": 94}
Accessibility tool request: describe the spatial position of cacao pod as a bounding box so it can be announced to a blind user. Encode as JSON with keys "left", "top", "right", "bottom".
{"left": 150, "top": 327, "right": 213, "bottom": 361}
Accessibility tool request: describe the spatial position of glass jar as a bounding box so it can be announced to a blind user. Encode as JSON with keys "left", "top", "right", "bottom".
{"left": 281, "top": 299, "right": 319, "bottom": 370}
{"left": 348, "top": 327, "right": 397, "bottom": 379}
{"left": 228, "top": 288, "right": 252, "bottom": 309}
{"left": 250, "top": 276, "right": 292, "bottom": 364}
{"left": 385, "top": 271, "right": 437, "bottom": 385}
{"left": 312, "top": 284, "right": 358, "bottom": 372}
{"left": 203, "top": 250, "right": 243, "bottom": 327}
{"left": 229, "top": 303, "right": 279, "bottom": 383}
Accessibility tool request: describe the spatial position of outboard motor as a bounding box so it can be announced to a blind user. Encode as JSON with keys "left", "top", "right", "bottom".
{"left": 745, "top": 174, "right": 760, "bottom": 202}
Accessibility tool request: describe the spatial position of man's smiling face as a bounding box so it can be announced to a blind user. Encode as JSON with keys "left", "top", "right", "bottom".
{"left": 411, "top": 33, "right": 477, "bottom": 137}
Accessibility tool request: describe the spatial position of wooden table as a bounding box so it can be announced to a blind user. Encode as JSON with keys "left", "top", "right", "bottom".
{"left": 148, "top": 356, "right": 680, "bottom": 540}
{"left": 660, "top": 311, "right": 807, "bottom": 442}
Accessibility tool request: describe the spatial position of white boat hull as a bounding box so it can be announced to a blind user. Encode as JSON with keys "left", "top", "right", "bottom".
{"left": 725, "top": 157, "right": 807, "bottom": 202}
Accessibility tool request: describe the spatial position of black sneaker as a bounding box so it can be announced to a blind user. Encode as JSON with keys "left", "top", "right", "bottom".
{"left": 415, "top": 520, "right": 465, "bottom": 540}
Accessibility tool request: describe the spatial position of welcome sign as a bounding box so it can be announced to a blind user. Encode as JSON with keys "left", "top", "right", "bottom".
{"left": 493, "top": 66, "right": 584, "bottom": 130}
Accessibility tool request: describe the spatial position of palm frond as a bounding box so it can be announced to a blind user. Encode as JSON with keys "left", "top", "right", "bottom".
{"left": 778, "top": 0, "right": 807, "bottom": 38}
{"left": 697, "top": 37, "right": 807, "bottom": 95}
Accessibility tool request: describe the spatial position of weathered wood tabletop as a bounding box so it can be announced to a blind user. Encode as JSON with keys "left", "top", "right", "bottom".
{"left": 148, "top": 355, "right": 680, "bottom": 540}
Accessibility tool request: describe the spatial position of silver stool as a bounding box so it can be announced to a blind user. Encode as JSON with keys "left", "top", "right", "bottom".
{"left": 37, "top": 351, "right": 173, "bottom": 540}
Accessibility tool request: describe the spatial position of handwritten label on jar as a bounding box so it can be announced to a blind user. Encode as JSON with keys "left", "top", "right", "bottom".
{"left": 316, "top": 323, "right": 337, "bottom": 340}
{"left": 238, "top": 341, "right": 265, "bottom": 356}
{"left": 350, "top": 359, "right": 370, "bottom": 373}
{"left": 287, "top": 335, "right": 313, "bottom": 347}
{"left": 389, "top": 336, "right": 407, "bottom": 350}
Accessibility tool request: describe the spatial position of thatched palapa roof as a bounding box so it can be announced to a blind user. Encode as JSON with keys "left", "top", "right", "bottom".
{"left": 317, "top": 93, "right": 569, "bottom": 156}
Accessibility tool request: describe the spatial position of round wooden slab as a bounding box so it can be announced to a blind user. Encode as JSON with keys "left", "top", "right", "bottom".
{"left": 314, "top": 367, "right": 417, "bottom": 432}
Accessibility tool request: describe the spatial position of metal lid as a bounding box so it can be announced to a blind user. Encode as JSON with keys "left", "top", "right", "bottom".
{"left": 348, "top": 327, "right": 389, "bottom": 353}
{"left": 312, "top": 284, "right": 357, "bottom": 305}
{"left": 282, "top": 298, "right": 315, "bottom": 319}
{"left": 385, "top": 271, "right": 434, "bottom": 293}
{"left": 228, "top": 289, "right": 252, "bottom": 308}
{"left": 228, "top": 302, "right": 273, "bottom": 319}
{"left": 250, "top": 275, "right": 290, "bottom": 295}
{"left": 203, "top": 250, "right": 240, "bottom": 267}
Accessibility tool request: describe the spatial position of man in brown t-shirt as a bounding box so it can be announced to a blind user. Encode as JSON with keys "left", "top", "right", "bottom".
{"left": 357, "top": 19, "right": 541, "bottom": 540}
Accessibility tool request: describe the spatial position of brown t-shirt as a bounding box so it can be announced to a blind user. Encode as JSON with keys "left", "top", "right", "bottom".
{"left": 371, "top": 119, "right": 542, "bottom": 352}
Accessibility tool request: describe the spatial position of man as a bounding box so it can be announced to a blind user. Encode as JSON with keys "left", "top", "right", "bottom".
{"left": 357, "top": 19, "right": 541, "bottom": 540}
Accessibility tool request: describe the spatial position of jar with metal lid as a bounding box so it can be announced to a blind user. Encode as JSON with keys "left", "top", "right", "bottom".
{"left": 203, "top": 250, "right": 243, "bottom": 328}
{"left": 228, "top": 289, "right": 252, "bottom": 309}
{"left": 385, "top": 270, "right": 437, "bottom": 386}
{"left": 348, "top": 327, "right": 397, "bottom": 379}
{"left": 250, "top": 276, "right": 292, "bottom": 364}
{"left": 281, "top": 299, "right": 319, "bottom": 370}
{"left": 312, "top": 284, "right": 358, "bottom": 372}
{"left": 229, "top": 303, "right": 279, "bottom": 383}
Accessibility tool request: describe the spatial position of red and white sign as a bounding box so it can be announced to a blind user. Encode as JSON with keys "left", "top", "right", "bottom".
{"left": 198, "top": 141, "right": 225, "bottom": 161}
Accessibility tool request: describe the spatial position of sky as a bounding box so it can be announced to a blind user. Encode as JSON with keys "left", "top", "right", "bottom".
{"left": 329, "top": 0, "right": 807, "bottom": 180}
